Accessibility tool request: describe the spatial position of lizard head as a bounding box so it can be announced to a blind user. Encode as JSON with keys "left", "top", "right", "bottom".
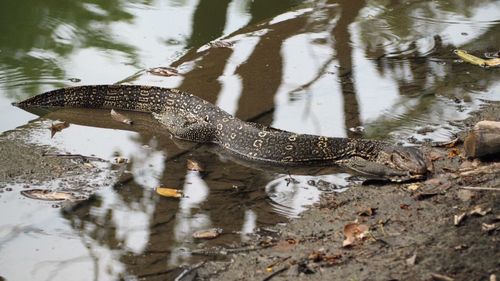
{"left": 376, "top": 146, "right": 428, "bottom": 181}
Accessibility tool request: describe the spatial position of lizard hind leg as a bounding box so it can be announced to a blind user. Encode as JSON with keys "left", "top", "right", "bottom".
{"left": 153, "top": 109, "right": 216, "bottom": 143}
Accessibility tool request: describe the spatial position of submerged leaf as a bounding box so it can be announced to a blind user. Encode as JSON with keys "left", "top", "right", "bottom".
{"left": 50, "top": 121, "right": 70, "bottom": 138}
{"left": 156, "top": 187, "right": 183, "bottom": 198}
{"left": 193, "top": 228, "right": 222, "bottom": 239}
{"left": 21, "top": 189, "right": 82, "bottom": 202}
{"left": 110, "top": 109, "right": 133, "bottom": 125}
{"left": 187, "top": 159, "right": 204, "bottom": 172}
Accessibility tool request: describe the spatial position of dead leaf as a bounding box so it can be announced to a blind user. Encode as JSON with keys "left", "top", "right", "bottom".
{"left": 50, "top": 121, "right": 70, "bottom": 138}
{"left": 192, "top": 228, "right": 222, "bottom": 239}
{"left": 342, "top": 223, "right": 369, "bottom": 247}
{"left": 110, "top": 109, "right": 133, "bottom": 125}
{"left": 448, "top": 148, "right": 459, "bottom": 158}
{"left": 481, "top": 223, "right": 498, "bottom": 232}
{"left": 430, "top": 273, "right": 454, "bottom": 281}
{"left": 485, "top": 58, "right": 500, "bottom": 67}
{"left": 187, "top": 159, "right": 204, "bottom": 172}
{"left": 428, "top": 151, "right": 442, "bottom": 161}
{"left": 406, "top": 253, "right": 417, "bottom": 266}
{"left": 358, "top": 207, "right": 376, "bottom": 216}
{"left": 208, "top": 40, "right": 233, "bottom": 48}
{"left": 469, "top": 205, "right": 491, "bottom": 216}
{"left": 453, "top": 212, "right": 467, "bottom": 226}
{"left": 407, "top": 183, "right": 422, "bottom": 191}
{"left": 147, "top": 66, "right": 179, "bottom": 77}
{"left": 21, "top": 189, "right": 83, "bottom": 202}
{"left": 273, "top": 239, "right": 297, "bottom": 252}
{"left": 114, "top": 157, "right": 128, "bottom": 164}
{"left": 400, "top": 204, "right": 410, "bottom": 210}
{"left": 156, "top": 187, "right": 183, "bottom": 198}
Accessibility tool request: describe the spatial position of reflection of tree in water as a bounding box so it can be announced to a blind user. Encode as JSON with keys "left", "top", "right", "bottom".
{"left": 0, "top": 0, "right": 139, "bottom": 98}
{"left": 355, "top": 0, "right": 500, "bottom": 138}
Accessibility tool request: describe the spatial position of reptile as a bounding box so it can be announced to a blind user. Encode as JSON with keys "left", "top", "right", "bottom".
{"left": 14, "top": 85, "right": 427, "bottom": 182}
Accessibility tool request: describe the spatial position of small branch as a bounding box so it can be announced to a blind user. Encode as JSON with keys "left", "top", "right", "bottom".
{"left": 262, "top": 266, "right": 290, "bottom": 281}
{"left": 459, "top": 186, "right": 500, "bottom": 191}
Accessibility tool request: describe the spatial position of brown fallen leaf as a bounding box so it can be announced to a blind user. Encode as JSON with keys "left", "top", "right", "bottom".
{"left": 147, "top": 66, "right": 179, "bottom": 77}
{"left": 358, "top": 207, "right": 376, "bottom": 216}
{"left": 342, "top": 223, "right": 369, "bottom": 247}
{"left": 50, "top": 121, "right": 70, "bottom": 138}
{"left": 187, "top": 159, "right": 204, "bottom": 172}
{"left": 273, "top": 239, "right": 298, "bottom": 252}
{"left": 481, "top": 223, "right": 498, "bottom": 232}
{"left": 156, "top": 187, "right": 183, "bottom": 198}
{"left": 448, "top": 148, "right": 459, "bottom": 158}
{"left": 21, "top": 189, "right": 82, "bottom": 202}
{"left": 469, "top": 205, "right": 491, "bottom": 216}
{"left": 192, "top": 228, "right": 222, "bottom": 239}
{"left": 111, "top": 109, "right": 133, "bottom": 125}
{"left": 406, "top": 253, "right": 417, "bottom": 266}
{"left": 453, "top": 212, "right": 467, "bottom": 226}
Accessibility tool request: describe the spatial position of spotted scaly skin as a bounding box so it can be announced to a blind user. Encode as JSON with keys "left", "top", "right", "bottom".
{"left": 14, "top": 85, "right": 428, "bottom": 181}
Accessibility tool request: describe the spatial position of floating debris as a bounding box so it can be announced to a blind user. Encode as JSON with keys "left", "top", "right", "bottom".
{"left": 454, "top": 49, "right": 500, "bottom": 67}
{"left": 114, "top": 157, "right": 128, "bottom": 164}
{"left": 21, "top": 189, "right": 82, "bottom": 202}
{"left": 193, "top": 228, "right": 222, "bottom": 239}
{"left": 187, "top": 159, "right": 204, "bottom": 172}
{"left": 147, "top": 66, "right": 179, "bottom": 77}
{"left": 208, "top": 40, "right": 233, "bottom": 48}
{"left": 50, "top": 121, "right": 70, "bottom": 138}
{"left": 156, "top": 186, "right": 183, "bottom": 198}
{"left": 110, "top": 109, "right": 133, "bottom": 125}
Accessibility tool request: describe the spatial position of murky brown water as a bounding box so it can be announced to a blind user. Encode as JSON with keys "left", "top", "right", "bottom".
{"left": 0, "top": 0, "right": 499, "bottom": 280}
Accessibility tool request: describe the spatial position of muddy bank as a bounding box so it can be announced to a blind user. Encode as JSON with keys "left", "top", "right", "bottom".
{"left": 194, "top": 103, "right": 500, "bottom": 281}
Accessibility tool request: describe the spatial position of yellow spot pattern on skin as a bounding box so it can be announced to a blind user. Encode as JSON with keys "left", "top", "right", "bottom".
{"left": 217, "top": 124, "right": 223, "bottom": 130}
{"left": 285, "top": 144, "right": 294, "bottom": 151}
{"left": 222, "top": 118, "right": 229, "bottom": 122}
{"left": 282, "top": 156, "right": 294, "bottom": 162}
{"left": 224, "top": 143, "right": 231, "bottom": 148}
{"left": 258, "top": 131, "right": 268, "bottom": 138}
{"left": 318, "top": 141, "right": 327, "bottom": 148}
{"left": 253, "top": 139, "right": 263, "bottom": 148}
{"left": 230, "top": 133, "right": 236, "bottom": 139}
{"left": 166, "top": 99, "right": 175, "bottom": 106}
{"left": 288, "top": 134, "right": 297, "bottom": 142}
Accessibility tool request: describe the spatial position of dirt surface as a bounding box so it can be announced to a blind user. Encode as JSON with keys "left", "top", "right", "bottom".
{"left": 0, "top": 103, "right": 499, "bottom": 281}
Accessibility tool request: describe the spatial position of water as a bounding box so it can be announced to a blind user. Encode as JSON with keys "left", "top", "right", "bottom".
{"left": 0, "top": 0, "right": 499, "bottom": 280}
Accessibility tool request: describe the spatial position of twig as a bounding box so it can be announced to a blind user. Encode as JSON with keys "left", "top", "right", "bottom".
{"left": 262, "top": 266, "right": 290, "bottom": 281}
{"left": 459, "top": 186, "right": 500, "bottom": 191}
{"left": 42, "top": 153, "right": 108, "bottom": 162}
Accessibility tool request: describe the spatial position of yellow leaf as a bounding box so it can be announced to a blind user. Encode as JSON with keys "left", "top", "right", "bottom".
{"left": 156, "top": 187, "right": 183, "bottom": 198}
